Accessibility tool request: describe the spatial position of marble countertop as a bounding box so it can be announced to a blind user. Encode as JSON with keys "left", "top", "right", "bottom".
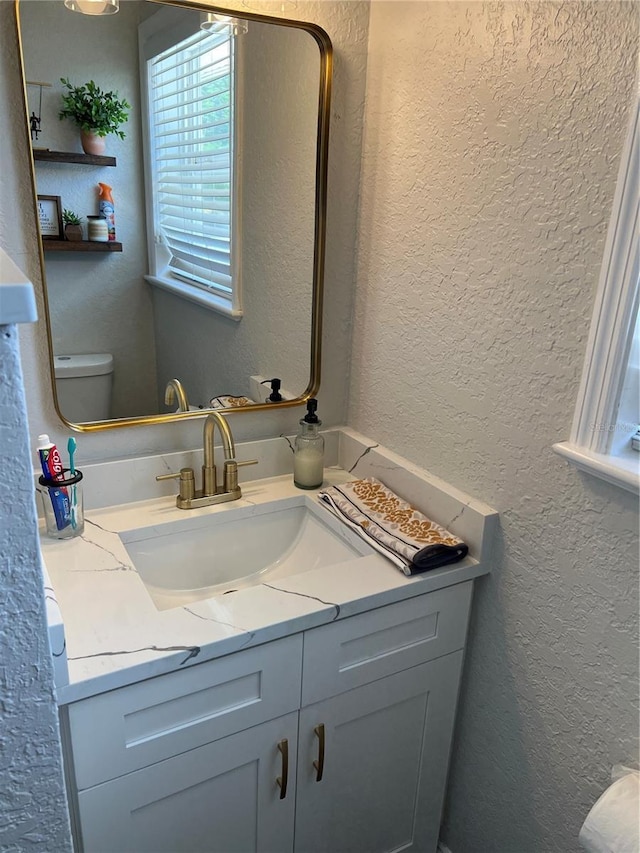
{"left": 41, "top": 430, "right": 498, "bottom": 706}
{"left": 41, "top": 469, "right": 489, "bottom": 705}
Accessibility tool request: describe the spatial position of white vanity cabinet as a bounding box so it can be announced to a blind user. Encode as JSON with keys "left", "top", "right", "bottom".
{"left": 62, "top": 582, "right": 473, "bottom": 853}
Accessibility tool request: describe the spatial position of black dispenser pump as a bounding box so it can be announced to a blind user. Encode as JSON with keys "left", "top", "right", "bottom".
{"left": 267, "top": 378, "right": 283, "bottom": 403}
{"left": 303, "top": 398, "right": 320, "bottom": 424}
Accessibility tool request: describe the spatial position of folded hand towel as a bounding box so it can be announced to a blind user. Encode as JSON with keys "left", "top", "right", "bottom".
{"left": 209, "top": 395, "right": 255, "bottom": 409}
{"left": 318, "top": 477, "right": 468, "bottom": 576}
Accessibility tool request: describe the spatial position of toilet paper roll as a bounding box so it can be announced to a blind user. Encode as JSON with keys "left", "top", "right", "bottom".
{"left": 579, "top": 767, "right": 639, "bottom": 853}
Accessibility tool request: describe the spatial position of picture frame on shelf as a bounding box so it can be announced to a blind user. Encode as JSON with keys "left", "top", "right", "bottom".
{"left": 37, "top": 194, "right": 63, "bottom": 240}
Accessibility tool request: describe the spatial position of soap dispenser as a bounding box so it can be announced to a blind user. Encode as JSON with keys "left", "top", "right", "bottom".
{"left": 294, "top": 399, "right": 324, "bottom": 489}
{"left": 265, "top": 378, "right": 283, "bottom": 403}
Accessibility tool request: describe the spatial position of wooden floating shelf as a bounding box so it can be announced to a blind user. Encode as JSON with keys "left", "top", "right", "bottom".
{"left": 33, "top": 150, "right": 117, "bottom": 167}
{"left": 42, "top": 240, "right": 123, "bottom": 253}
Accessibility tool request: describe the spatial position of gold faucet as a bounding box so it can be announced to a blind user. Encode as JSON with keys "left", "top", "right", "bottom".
{"left": 164, "top": 378, "right": 190, "bottom": 412}
{"left": 156, "top": 412, "right": 258, "bottom": 509}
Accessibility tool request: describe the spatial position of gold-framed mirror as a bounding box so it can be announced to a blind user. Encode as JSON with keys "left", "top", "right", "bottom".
{"left": 15, "top": 0, "right": 331, "bottom": 431}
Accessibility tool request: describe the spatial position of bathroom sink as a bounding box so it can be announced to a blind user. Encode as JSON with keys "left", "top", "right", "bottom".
{"left": 120, "top": 496, "right": 371, "bottom": 610}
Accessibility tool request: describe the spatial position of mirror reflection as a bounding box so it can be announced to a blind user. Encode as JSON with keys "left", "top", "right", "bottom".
{"left": 18, "top": 1, "right": 324, "bottom": 424}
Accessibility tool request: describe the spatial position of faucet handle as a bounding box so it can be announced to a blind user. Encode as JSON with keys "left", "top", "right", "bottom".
{"left": 156, "top": 467, "right": 196, "bottom": 501}
{"left": 223, "top": 459, "right": 258, "bottom": 492}
{"left": 156, "top": 471, "right": 180, "bottom": 482}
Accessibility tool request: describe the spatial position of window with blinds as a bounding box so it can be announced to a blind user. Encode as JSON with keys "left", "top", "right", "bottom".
{"left": 147, "top": 28, "right": 237, "bottom": 302}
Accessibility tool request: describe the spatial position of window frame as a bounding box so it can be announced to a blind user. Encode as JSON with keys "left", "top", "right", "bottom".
{"left": 139, "top": 9, "right": 243, "bottom": 320}
{"left": 553, "top": 97, "right": 639, "bottom": 494}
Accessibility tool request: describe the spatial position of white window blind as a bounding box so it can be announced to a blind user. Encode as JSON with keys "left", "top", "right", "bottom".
{"left": 148, "top": 29, "right": 234, "bottom": 298}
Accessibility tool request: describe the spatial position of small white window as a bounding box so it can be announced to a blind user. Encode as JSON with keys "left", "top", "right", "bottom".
{"left": 140, "top": 11, "right": 242, "bottom": 319}
{"left": 554, "top": 98, "right": 639, "bottom": 494}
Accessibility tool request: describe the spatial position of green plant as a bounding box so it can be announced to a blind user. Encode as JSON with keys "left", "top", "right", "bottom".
{"left": 58, "top": 78, "right": 130, "bottom": 139}
{"left": 62, "top": 209, "right": 83, "bottom": 226}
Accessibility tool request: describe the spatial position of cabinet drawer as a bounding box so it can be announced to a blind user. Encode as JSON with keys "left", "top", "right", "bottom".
{"left": 68, "top": 634, "right": 302, "bottom": 790}
{"left": 301, "top": 583, "right": 472, "bottom": 706}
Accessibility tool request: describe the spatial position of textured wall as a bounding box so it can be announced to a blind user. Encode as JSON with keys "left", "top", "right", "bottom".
{"left": 0, "top": 326, "right": 72, "bottom": 850}
{"left": 19, "top": 1, "right": 158, "bottom": 419}
{"left": 0, "top": 19, "right": 72, "bottom": 835}
{"left": 350, "top": 3, "right": 639, "bottom": 851}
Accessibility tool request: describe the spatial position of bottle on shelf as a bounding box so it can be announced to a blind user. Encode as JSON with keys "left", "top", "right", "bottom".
{"left": 98, "top": 183, "right": 116, "bottom": 241}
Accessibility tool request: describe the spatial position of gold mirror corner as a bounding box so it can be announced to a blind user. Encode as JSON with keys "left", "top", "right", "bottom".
{"left": 15, "top": 0, "right": 331, "bottom": 432}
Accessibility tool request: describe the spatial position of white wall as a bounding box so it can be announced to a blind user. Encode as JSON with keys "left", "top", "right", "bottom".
{"left": 1, "top": 18, "right": 73, "bottom": 841}
{"left": 351, "top": 2, "right": 639, "bottom": 851}
{"left": 19, "top": 1, "right": 158, "bottom": 419}
{"left": 0, "top": 321, "right": 71, "bottom": 849}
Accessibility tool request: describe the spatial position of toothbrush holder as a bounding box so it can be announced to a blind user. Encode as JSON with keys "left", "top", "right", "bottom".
{"left": 38, "top": 469, "right": 84, "bottom": 539}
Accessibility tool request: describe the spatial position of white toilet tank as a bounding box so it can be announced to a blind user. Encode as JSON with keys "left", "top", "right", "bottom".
{"left": 54, "top": 353, "right": 114, "bottom": 422}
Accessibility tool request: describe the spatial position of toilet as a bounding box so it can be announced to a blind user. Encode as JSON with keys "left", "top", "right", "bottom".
{"left": 53, "top": 353, "right": 114, "bottom": 422}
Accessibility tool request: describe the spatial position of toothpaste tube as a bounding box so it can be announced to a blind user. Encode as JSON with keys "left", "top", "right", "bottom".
{"left": 37, "top": 434, "right": 71, "bottom": 531}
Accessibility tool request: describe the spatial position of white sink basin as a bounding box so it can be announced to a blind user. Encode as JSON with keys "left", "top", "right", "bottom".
{"left": 120, "top": 496, "right": 372, "bottom": 610}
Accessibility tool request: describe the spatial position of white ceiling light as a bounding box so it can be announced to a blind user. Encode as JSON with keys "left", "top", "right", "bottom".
{"left": 200, "top": 13, "right": 248, "bottom": 35}
{"left": 64, "top": 0, "right": 119, "bottom": 15}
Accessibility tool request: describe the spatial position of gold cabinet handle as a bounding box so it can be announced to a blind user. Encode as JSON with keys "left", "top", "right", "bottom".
{"left": 276, "top": 739, "right": 289, "bottom": 800}
{"left": 313, "top": 724, "right": 325, "bottom": 782}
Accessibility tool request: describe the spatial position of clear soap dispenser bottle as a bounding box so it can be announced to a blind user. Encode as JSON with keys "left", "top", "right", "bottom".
{"left": 294, "top": 399, "right": 324, "bottom": 489}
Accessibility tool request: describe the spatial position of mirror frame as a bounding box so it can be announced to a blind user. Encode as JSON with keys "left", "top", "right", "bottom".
{"left": 15, "top": 0, "right": 332, "bottom": 431}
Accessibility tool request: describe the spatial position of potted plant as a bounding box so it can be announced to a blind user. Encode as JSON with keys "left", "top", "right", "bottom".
{"left": 62, "top": 209, "right": 84, "bottom": 241}
{"left": 58, "top": 78, "right": 130, "bottom": 156}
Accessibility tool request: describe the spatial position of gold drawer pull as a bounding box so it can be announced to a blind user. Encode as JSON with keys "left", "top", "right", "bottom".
{"left": 313, "top": 724, "right": 325, "bottom": 782}
{"left": 276, "top": 739, "right": 289, "bottom": 800}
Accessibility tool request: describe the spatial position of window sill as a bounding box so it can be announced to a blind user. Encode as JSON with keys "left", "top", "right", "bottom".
{"left": 145, "top": 275, "right": 242, "bottom": 321}
{"left": 553, "top": 441, "right": 640, "bottom": 495}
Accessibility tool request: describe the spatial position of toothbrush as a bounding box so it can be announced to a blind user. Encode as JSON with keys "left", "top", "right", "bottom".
{"left": 67, "top": 437, "right": 78, "bottom": 529}
{"left": 67, "top": 436, "right": 76, "bottom": 475}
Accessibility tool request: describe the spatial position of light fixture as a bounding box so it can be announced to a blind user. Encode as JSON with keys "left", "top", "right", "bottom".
{"left": 64, "top": 0, "right": 119, "bottom": 15}
{"left": 200, "top": 13, "right": 248, "bottom": 35}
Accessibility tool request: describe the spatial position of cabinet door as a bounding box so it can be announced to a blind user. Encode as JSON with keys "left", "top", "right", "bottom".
{"left": 294, "top": 652, "right": 463, "bottom": 853}
{"left": 77, "top": 712, "right": 298, "bottom": 853}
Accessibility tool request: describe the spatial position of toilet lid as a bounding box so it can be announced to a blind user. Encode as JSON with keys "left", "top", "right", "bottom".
{"left": 54, "top": 353, "right": 114, "bottom": 378}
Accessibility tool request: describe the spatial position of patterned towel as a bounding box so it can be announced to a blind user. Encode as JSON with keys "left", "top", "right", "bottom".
{"left": 318, "top": 477, "right": 468, "bottom": 576}
{"left": 209, "top": 395, "right": 255, "bottom": 409}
